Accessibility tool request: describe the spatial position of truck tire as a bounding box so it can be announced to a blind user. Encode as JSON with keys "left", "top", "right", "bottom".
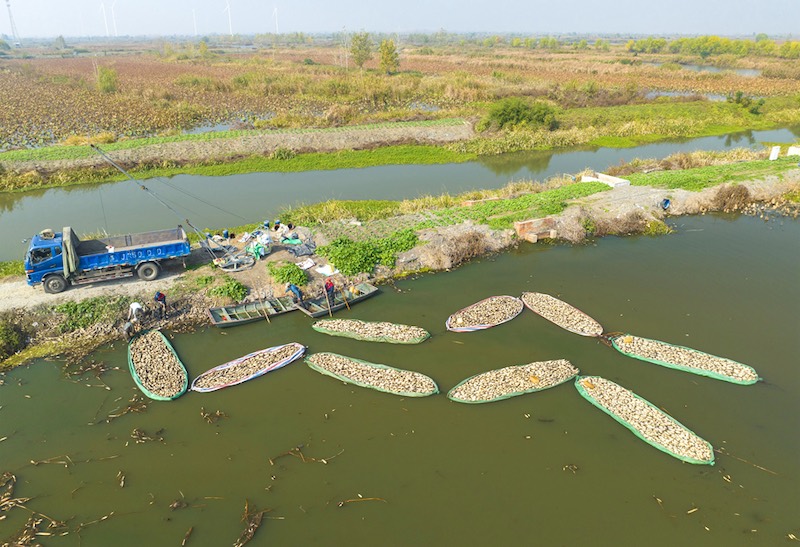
{"left": 43, "top": 275, "right": 67, "bottom": 294}
{"left": 137, "top": 262, "right": 160, "bottom": 281}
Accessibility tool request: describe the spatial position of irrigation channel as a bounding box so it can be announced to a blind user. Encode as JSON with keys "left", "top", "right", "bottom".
{"left": 1, "top": 126, "right": 799, "bottom": 261}
{"left": 1, "top": 213, "right": 798, "bottom": 545}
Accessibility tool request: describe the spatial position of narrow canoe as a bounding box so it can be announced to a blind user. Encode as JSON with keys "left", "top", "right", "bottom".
{"left": 191, "top": 342, "right": 305, "bottom": 392}
{"left": 127, "top": 330, "right": 189, "bottom": 401}
{"left": 312, "top": 319, "right": 430, "bottom": 344}
{"left": 448, "top": 359, "right": 579, "bottom": 403}
{"left": 446, "top": 295, "right": 524, "bottom": 332}
{"left": 521, "top": 292, "right": 603, "bottom": 337}
{"left": 574, "top": 375, "right": 715, "bottom": 465}
{"left": 207, "top": 295, "right": 298, "bottom": 327}
{"left": 305, "top": 352, "right": 438, "bottom": 397}
{"left": 297, "top": 282, "right": 380, "bottom": 318}
{"left": 610, "top": 334, "right": 759, "bottom": 385}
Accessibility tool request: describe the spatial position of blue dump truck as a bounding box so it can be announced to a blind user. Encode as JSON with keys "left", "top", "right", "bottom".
{"left": 25, "top": 226, "right": 192, "bottom": 293}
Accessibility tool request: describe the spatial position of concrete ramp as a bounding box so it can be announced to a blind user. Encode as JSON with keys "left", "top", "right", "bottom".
{"left": 580, "top": 172, "right": 630, "bottom": 187}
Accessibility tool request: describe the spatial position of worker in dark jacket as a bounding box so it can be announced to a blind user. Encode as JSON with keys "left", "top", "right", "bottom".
{"left": 154, "top": 291, "right": 167, "bottom": 319}
{"left": 285, "top": 283, "right": 306, "bottom": 309}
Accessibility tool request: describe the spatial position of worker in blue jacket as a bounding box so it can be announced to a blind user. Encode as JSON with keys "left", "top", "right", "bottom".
{"left": 284, "top": 283, "right": 306, "bottom": 309}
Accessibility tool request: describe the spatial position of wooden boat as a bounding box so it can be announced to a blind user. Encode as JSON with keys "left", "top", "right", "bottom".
{"left": 191, "top": 342, "right": 305, "bottom": 392}
{"left": 574, "top": 375, "right": 715, "bottom": 465}
{"left": 127, "top": 330, "right": 189, "bottom": 401}
{"left": 207, "top": 295, "right": 298, "bottom": 327}
{"left": 297, "top": 282, "right": 379, "bottom": 318}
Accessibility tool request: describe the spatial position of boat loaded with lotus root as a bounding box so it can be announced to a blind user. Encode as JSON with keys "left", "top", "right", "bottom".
{"left": 446, "top": 295, "right": 524, "bottom": 332}
{"left": 608, "top": 333, "right": 759, "bottom": 385}
{"left": 128, "top": 330, "right": 189, "bottom": 401}
{"left": 305, "top": 352, "right": 438, "bottom": 397}
{"left": 574, "top": 375, "right": 715, "bottom": 465}
{"left": 191, "top": 343, "right": 305, "bottom": 392}
{"left": 312, "top": 319, "right": 430, "bottom": 344}
{"left": 521, "top": 292, "right": 603, "bottom": 336}
{"left": 448, "top": 359, "right": 579, "bottom": 403}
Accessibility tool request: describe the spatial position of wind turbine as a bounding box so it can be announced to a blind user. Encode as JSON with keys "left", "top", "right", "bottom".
{"left": 192, "top": 9, "right": 197, "bottom": 37}
{"left": 111, "top": 0, "right": 118, "bottom": 37}
{"left": 99, "top": 2, "right": 109, "bottom": 37}
{"left": 272, "top": 6, "right": 278, "bottom": 34}
{"left": 222, "top": 0, "right": 232, "bottom": 36}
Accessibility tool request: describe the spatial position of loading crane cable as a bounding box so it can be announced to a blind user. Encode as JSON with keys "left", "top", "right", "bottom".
{"left": 90, "top": 144, "right": 255, "bottom": 272}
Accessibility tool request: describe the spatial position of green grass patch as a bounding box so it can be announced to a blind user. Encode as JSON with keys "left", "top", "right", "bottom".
{"left": 283, "top": 200, "right": 401, "bottom": 226}
{"left": 317, "top": 229, "right": 418, "bottom": 275}
{"left": 193, "top": 145, "right": 474, "bottom": 177}
{"left": 628, "top": 157, "right": 798, "bottom": 191}
{"left": 0, "top": 261, "right": 24, "bottom": 278}
{"left": 420, "top": 182, "right": 610, "bottom": 230}
{"left": 0, "top": 119, "right": 468, "bottom": 163}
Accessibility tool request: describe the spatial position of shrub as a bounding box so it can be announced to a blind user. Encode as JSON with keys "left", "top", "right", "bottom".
{"left": 479, "top": 98, "right": 558, "bottom": 131}
{"left": 0, "top": 321, "right": 24, "bottom": 360}
{"left": 271, "top": 147, "right": 297, "bottom": 160}
{"left": 712, "top": 184, "right": 751, "bottom": 211}
{"left": 208, "top": 276, "right": 248, "bottom": 301}
{"left": 266, "top": 261, "right": 308, "bottom": 286}
{"left": 97, "top": 66, "right": 118, "bottom": 93}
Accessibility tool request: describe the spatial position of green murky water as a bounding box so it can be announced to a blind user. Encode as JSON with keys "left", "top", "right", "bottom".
{"left": 1, "top": 213, "right": 798, "bottom": 545}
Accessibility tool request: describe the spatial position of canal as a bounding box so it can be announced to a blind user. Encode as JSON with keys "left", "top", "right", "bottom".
{"left": 1, "top": 126, "right": 798, "bottom": 262}
{"left": 1, "top": 213, "right": 797, "bottom": 545}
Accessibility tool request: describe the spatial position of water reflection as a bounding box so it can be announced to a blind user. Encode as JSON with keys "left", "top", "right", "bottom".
{"left": 476, "top": 149, "right": 553, "bottom": 176}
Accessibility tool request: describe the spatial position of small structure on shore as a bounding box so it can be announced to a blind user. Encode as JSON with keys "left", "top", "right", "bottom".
{"left": 514, "top": 216, "right": 558, "bottom": 243}
{"left": 580, "top": 172, "right": 631, "bottom": 187}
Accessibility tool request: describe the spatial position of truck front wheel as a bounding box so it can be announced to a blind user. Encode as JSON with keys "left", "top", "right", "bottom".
{"left": 43, "top": 275, "right": 67, "bottom": 294}
{"left": 137, "top": 262, "right": 160, "bottom": 281}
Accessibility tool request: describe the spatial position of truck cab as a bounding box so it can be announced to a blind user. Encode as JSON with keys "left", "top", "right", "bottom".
{"left": 24, "top": 230, "right": 65, "bottom": 288}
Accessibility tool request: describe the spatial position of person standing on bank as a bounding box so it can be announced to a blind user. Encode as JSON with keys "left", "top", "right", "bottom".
{"left": 154, "top": 291, "right": 167, "bottom": 319}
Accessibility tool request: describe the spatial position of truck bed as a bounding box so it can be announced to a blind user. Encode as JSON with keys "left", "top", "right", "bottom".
{"left": 77, "top": 228, "right": 187, "bottom": 256}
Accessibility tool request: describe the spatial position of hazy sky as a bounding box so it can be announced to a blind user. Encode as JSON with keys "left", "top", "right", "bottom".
{"left": 2, "top": 0, "right": 799, "bottom": 40}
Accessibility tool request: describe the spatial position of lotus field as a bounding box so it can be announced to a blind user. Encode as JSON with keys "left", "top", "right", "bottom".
{"left": 1, "top": 39, "right": 800, "bottom": 151}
